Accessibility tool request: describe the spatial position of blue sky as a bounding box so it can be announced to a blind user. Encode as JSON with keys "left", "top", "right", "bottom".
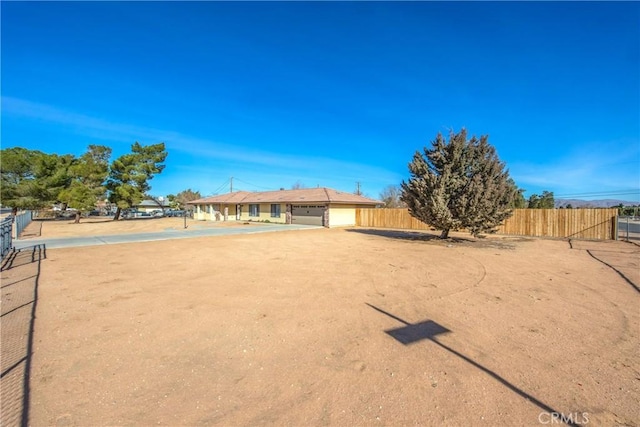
{"left": 2, "top": 2, "right": 639, "bottom": 201}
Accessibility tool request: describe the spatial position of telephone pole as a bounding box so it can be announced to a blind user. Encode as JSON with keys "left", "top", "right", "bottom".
{"left": 230, "top": 176, "right": 233, "bottom": 193}
{"left": 355, "top": 181, "right": 361, "bottom": 195}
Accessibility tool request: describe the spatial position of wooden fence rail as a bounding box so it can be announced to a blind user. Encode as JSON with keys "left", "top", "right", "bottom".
{"left": 355, "top": 208, "right": 618, "bottom": 240}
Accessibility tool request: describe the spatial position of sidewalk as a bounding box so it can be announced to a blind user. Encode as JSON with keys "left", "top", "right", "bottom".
{"left": 13, "top": 223, "right": 320, "bottom": 250}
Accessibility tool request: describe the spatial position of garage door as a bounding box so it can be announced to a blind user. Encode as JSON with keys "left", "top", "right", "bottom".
{"left": 292, "top": 205, "right": 325, "bottom": 226}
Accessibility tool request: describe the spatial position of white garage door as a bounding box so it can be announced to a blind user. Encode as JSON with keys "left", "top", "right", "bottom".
{"left": 292, "top": 205, "right": 325, "bottom": 226}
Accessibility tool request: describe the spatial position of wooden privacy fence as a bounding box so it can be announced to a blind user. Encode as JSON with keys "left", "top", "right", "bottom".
{"left": 355, "top": 208, "right": 618, "bottom": 240}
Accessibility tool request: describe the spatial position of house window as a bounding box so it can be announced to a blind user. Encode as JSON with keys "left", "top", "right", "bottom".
{"left": 249, "top": 204, "right": 260, "bottom": 217}
{"left": 206, "top": 205, "right": 211, "bottom": 213}
{"left": 271, "top": 204, "right": 281, "bottom": 218}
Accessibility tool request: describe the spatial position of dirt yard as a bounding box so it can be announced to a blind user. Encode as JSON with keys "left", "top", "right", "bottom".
{"left": 8, "top": 220, "right": 640, "bottom": 426}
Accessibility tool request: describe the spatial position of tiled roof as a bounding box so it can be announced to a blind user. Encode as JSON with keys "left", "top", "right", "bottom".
{"left": 189, "top": 191, "right": 252, "bottom": 205}
{"left": 188, "top": 188, "right": 380, "bottom": 205}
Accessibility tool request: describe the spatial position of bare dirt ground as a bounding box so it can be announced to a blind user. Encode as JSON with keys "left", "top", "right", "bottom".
{"left": 5, "top": 220, "right": 639, "bottom": 426}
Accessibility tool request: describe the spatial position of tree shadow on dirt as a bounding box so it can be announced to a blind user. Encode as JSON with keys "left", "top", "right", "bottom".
{"left": 347, "top": 228, "right": 519, "bottom": 250}
{"left": 1, "top": 244, "right": 45, "bottom": 427}
{"left": 346, "top": 228, "right": 472, "bottom": 243}
{"left": 366, "top": 303, "right": 581, "bottom": 427}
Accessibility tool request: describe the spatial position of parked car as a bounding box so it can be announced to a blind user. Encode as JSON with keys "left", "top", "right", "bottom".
{"left": 165, "top": 209, "right": 186, "bottom": 217}
{"left": 59, "top": 210, "right": 77, "bottom": 219}
{"left": 150, "top": 210, "right": 165, "bottom": 217}
{"left": 121, "top": 209, "right": 151, "bottom": 219}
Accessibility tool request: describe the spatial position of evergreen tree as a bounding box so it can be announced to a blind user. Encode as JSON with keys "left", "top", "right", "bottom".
{"left": 527, "top": 194, "right": 540, "bottom": 208}
{"left": 106, "top": 142, "right": 167, "bottom": 220}
{"left": 527, "top": 191, "right": 554, "bottom": 208}
{"left": 509, "top": 179, "right": 527, "bottom": 208}
{"left": 400, "top": 129, "right": 515, "bottom": 238}
{"left": 0, "top": 148, "right": 74, "bottom": 214}
{"left": 32, "top": 153, "right": 75, "bottom": 205}
{"left": 539, "top": 191, "right": 555, "bottom": 208}
{"left": 58, "top": 145, "right": 112, "bottom": 223}
{"left": 1, "top": 147, "right": 45, "bottom": 214}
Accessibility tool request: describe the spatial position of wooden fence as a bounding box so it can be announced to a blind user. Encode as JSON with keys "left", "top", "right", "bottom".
{"left": 355, "top": 208, "right": 618, "bottom": 240}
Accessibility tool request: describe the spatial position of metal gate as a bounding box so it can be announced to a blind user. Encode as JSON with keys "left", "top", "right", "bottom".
{"left": 618, "top": 216, "right": 640, "bottom": 241}
{"left": 1, "top": 217, "right": 13, "bottom": 259}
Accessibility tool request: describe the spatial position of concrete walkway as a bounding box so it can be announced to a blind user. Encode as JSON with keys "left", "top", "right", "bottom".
{"left": 13, "top": 223, "right": 320, "bottom": 250}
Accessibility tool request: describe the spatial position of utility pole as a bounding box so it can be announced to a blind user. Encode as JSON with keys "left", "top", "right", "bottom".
{"left": 355, "top": 181, "right": 361, "bottom": 195}
{"left": 230, "top": 176, "right": 233, "bottom": 193}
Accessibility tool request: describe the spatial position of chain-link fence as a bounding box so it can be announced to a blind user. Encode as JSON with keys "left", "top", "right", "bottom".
{"left": 618, "top": 216, "right": 640, "bottom": 241}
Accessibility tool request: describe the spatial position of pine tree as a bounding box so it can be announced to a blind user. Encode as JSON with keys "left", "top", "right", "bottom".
{"left": 527, "top": 191, "right": 554, "bottom": 208}
{"left": 106, "top": 142, "right": 167, "bottom": 220}
{"left": 0, "top": 148, "right": 75, "bottom": 214}
{"left": 1, "top": 147, "right": 45, "bottom": 214}
{"left": 58, "top": 145, "right": 111, "bottom": 223}
{"left": 401, "top": 129, "right": 515, "bottom": 239}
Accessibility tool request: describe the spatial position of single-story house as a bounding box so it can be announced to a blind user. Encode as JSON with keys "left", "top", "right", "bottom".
{"left": 187, "top": 187, "right": 380, "bottom": 227}
{"left": 134, "top": 199, "right": 171, "bottom": 213}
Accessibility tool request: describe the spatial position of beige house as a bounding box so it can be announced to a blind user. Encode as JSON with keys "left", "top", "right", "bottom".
{"left": 187, "top": 187, "right": 380, "bottom": 227}
{"left": 134, "top": 199, "right": 170, "bottom": 213}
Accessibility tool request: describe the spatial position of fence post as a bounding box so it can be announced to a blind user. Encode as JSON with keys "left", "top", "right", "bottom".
{"left": 1, "top": 217, "right": 13, "bottom": 259}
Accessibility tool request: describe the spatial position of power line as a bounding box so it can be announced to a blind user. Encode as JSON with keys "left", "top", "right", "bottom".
{"left": 233, "top": 178, "right": 274, "bottom": 191}
{"left": 210, "top": 179, "right": 230, "bottom": 195}
{"left": 555, "top": 189, "right": 639, "bottom": 199}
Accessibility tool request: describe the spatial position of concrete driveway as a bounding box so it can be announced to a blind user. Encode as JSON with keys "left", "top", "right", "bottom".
{"left": 13, "top": 223, "right": 320, "bottom": 250}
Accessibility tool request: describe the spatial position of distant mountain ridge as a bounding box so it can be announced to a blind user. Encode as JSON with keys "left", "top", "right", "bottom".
{"left": 554, "top": 199, "right": 638, "bottom": 208}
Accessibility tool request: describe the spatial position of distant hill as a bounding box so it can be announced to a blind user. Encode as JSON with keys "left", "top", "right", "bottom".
{"left": 554, "top": 199, "right": 638, "bottom": 208}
